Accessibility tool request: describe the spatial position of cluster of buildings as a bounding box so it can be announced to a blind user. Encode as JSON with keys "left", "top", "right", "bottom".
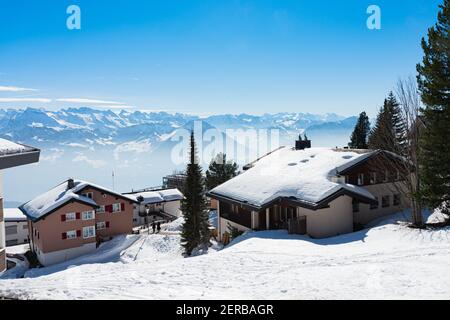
{"left": 0, "top": 138, "right": 184, "bottom": 271}
{"left": 1, "top": 134, "right": 409, "bottom": 272}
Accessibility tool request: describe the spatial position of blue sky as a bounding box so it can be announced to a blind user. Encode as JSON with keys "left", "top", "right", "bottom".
{"left": 0, "top": 0, "right": 442, "bottom": 117}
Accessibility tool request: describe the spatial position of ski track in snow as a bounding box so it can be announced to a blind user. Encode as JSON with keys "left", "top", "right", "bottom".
{"left": 1, "top": 215, "right": 450, "bottom": 300}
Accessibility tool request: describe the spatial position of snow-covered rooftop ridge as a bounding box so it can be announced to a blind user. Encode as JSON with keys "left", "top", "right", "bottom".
{"left": 210, "top": 147, "right": 376, "bottom": 208}
{"left": 0, "top": 138, "right": 36, "bottom": 156}
{"left": 128, "top": 188, "right": 183, "bottom": 204}
{"left": 3, "top": 208, "right": 27, "bottom": 221}
{"left": 20, "top": 179, "right": 136, "bottom": 221}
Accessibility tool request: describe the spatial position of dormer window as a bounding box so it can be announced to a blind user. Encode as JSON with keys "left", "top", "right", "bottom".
{"left": 83, "top": 192, "right": 94, "bottom": 199}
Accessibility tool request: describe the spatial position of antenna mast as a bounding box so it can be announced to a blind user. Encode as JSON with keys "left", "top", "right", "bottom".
{"left": 112, "top": 169, "right": 115, "bottom": 191}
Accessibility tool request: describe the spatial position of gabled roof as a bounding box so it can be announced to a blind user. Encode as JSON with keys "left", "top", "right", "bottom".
{"left": 208, "top": 147, "right": 378, "bottom": 211}
{"left": 20, "top": 179, "right": 137, "bottom": 222}
{"left": 336, "top": 149, "right": 409, "bottom": 174}
{"left": 126, "top": 188, "right": 184, "bottom": 205}
{"left": 0, "top": 138, "right": 40, "bottom": 170}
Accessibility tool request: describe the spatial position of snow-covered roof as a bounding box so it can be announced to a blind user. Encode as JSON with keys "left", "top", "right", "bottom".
{"left": 0, "top": 138, "right": 28, "bottom": 155}
{"left": 20, "top": 179, "right": 137, "bottom": 221}
{"left": 129, "top": 188, "right": 183, "bottom": 205}
{"left": 0, "top": 138, "right": 39, "bottom": 156}
{"left": 210, "top": 147, "right": 376, "bottom": 209}
{"left": 157, "top": 189, "right": 184, "bottom": 202}
{"left": 3, "top": 208, "right": 27, "bottom": 221}
{"left": 0, "top": 138, "right": 40, "bottom": 170}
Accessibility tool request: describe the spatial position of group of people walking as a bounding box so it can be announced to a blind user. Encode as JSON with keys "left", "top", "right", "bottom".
{"left": 151, "top": 221, "right": 161, "bottom": 234}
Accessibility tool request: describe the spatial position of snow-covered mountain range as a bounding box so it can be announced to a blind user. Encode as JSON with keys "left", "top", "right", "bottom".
{"left": 0, "top": 107, "right": 357, "bottom": 203}
{"left": 0, "top": 107, "right": 356, "bottom": 149}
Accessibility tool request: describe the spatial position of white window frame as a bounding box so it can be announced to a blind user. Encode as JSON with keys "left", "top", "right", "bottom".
{"left": 83, "top": 226, "right": 96, "bottom": 239}
{"left": 66, "top": 212, "right": 76, "bottom": 221}
{"left": 83, "top": 192, "right": 94, "bottom": 199}
{"left": 96, "top": 221, "right": 106, "bottom": 230}
{"left": 383, "top": 170, "right": 389, "bottom": 183}
{"left": 357, "top": 173, "right": 364, "bottom": 186}
{"left": 369, "top": 172, "right": 376, "bottom": 184}
{"left": 66, "top": 230, "right": 77, "bottom": 239}
{"left": 82, "top": 210, "right": 95, "bottom": 221}
{"left": 112, "top": 203, "right": 121, "bottom": 213}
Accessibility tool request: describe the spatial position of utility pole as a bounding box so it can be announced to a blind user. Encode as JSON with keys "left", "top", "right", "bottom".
{"left": 112, "top": 170, "right": 115, "bottom": 191}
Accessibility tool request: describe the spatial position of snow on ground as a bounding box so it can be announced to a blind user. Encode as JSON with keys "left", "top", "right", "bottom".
{"left": 6, "top": 244, "right": 30, "bottom": 255}
{"left": 164, "top": 217, "right": 184, "bottom": 232}
{"left": 163, "top": 210, "right": 217, "bottom": 232}
{"left": 427, "top": 205, "right": 449, "bottom": 224}
{"left": 0, "top": 212, "right": 449, "bottom": 299}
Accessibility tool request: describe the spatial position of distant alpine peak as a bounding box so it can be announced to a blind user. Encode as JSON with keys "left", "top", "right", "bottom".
{"left": 0, "top": 107, "right": 354, "bottom": 148}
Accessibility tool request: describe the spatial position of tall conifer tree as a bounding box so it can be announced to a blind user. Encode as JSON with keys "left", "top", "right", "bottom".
{"left": 348, "top": 111, "right": 370, "bottom": 149}
{"left": 417, "top": 0, "right": 450, "bottom": 211}
{"left": 205, "top": 153, "right": 239, "bottom": 191}
{"left": 181, "top": 132, "right": 210, "bottom": 255}
{"left": 368, "top": 92, "right": 405, "bottom": 152}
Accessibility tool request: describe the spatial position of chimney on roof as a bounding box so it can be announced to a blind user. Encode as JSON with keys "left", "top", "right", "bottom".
{"left": 295, "top": 133, "right": 311, "bottom": 150}
{"left": 67, "top": 178, "right": 75, "bottom": 190}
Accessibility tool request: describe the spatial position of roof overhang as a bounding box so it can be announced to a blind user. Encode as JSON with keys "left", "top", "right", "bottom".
{"left": 76, "top": 184, "right": 139, "bottom": 204}
{"left": 0, "top": 148, "right": 40, "bottom": 170}
{"left": 19, "top": 198, "right": 99, "bottom": 223}
{"left": 208, "top": 187, "right": 377, "bottom": 212}
{"left": 337, "top": 149, "right": 410, "bottom": 175}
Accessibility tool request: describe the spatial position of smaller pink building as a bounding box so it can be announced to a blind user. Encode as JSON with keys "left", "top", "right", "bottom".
{"left": 20, "top": 179, "right": 137, "bottom": 266}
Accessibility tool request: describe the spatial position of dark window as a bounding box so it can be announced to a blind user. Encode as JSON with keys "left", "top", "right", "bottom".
{"left": 370, "top": 197, "right": 379, "bottom": 210}
{"left": 393, "top": 194, "right": 401, "bottom": 206}
{"left": 219, "top": 201, "right": 251, "bottom": 228}
{"left": 352, "top": 199, "right": 360, "bottom": 213}
{"left": 382, "top": 195, "right": 390, "bottom": 208}
{"left": 6, "top": 239, "right": 18, "bottom": 246}
{"left": 5, "top": 225, "right": 17, "bottom": 236}
{"left": 383, "top": 170, "right": 389, "bottom": 182}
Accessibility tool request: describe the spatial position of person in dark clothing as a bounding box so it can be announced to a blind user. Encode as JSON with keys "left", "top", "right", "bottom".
{"left": 151, "top": 221, "right": 156, "bottom": 234}
{"left": 157, "top": 222, "right": 161, "bottom": 233}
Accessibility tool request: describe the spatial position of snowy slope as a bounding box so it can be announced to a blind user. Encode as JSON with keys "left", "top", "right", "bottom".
{"left": 1, "top": 212, "right": 449, "bottom": 300}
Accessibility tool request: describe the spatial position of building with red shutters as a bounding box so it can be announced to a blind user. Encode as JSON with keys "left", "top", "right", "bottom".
{"left": 20, "top": 178, "right": 137, "bottom": 266}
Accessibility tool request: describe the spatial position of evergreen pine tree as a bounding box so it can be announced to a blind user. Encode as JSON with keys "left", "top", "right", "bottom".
{"left": 181, "top": 132, "right": 210, "bottom": 256}
{"left": 205, "top": 153, "right": 239, "bottom": 191}
{"left": 348, "top": 111, "right": 370, "bottom": 149}
{"left": 368, "top": 92, "right": 405, "bottom": 152}
{"left": 417, "top": 0, "right": 450, "bottom": 211}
